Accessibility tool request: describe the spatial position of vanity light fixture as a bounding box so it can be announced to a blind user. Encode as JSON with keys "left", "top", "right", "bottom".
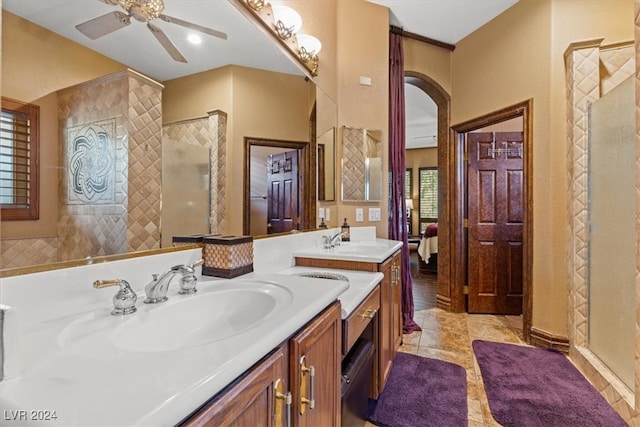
{"left": 237, "top": 0, "right": 322, "bottom": 76}
{"left": 246, "top": 0, "right": 267, "bottom": 11}
{"left": 296, "top": 33, "right": 321, "bottom": 74}
{"left": 270, "top": 4, "right": 302, "bottom": 40}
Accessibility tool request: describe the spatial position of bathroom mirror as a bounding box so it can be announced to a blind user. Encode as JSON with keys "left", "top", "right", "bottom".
{"left": 0, "top": 2, "right": 330, "bottom": 272}
{"left": 341, "top": 127, "right": 383, "bottom": 202}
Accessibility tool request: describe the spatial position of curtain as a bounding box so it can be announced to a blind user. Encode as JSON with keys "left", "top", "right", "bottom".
{"left": 389, "top": 28, "right": 421, "bottom": 333}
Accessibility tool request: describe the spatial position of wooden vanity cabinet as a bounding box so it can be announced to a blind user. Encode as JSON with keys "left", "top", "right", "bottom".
{"left": 289, "top": 301, "right": 341, "bottom": 427}
{"left": 295, "top": 250, "right": 402, "bottom": 397}
{"left": 378, "top": 251, "right": 402, "bottom": 393}
{"left": 181, "top": 346, "right": 287, "bottom": 427}
{"left": 180, "top": 301, "right": 341, "bottom": 427}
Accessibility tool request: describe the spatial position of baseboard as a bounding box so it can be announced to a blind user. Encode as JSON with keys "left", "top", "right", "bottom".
{"left": 529, "top": 327, "right": 570, "bottom": 353}
{"left": 435, "top": 294, "right": 451, "bottom": 311}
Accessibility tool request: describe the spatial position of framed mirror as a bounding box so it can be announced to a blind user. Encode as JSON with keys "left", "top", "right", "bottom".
{"left": 341, "top": 127, "right": 382, "bottom": 202}
{"left": 0, "top": 1, "right": 325, "bottom": 272}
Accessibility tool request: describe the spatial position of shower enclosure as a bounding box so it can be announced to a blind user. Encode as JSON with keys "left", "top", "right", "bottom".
{"left": 587, "top": 75, "right": 635, "bottom": 390}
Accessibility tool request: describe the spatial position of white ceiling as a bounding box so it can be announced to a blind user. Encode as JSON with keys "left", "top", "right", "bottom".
{"left": 369, "top": 0, "right": 519, "bottom": 148}
{"left": 2, "top": 0, "right": 303, "bottom": 82}
{"left": 3, "top": 0, "right": 519, "bottom": 148}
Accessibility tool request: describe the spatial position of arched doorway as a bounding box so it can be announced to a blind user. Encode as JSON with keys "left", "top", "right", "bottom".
{"left": 404, "top": 72, "right": 455, "bottom": 312}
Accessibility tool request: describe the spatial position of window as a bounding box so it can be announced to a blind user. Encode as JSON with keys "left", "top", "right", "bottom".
{"left": 1, "top": 97, "right": 39, "bottom": 220}
{"left": 405, "top": 168, "right": 412, "bottom": 199}
{"left": 419, "top": 167, "right": 438, "bottom": 234}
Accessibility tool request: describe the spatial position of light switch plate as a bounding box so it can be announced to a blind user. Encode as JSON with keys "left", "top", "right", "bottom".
{"left": 318, "top": 208, "right": 325, "bottom": 219}
{"left": 325, "top": 208, "right": 330, "bottom": 221}
{"left": 355, "top": 208, "right": 364, "bottom": 222}
{"left": 369, "top": 207, "right": 381, "bottom": 222}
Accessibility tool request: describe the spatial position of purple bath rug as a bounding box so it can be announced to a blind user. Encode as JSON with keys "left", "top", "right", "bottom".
{"left": 368, "top": 352, "right": 467, "bottom": 427}
{"left": 472, "top": 340, "right": 628, "bottom": 427}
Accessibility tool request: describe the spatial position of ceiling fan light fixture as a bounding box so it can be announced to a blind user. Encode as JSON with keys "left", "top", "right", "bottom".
{"left": 122, "top": 0, "right": 165, "bottom": 22}
{"left": 187, "top": 33, "right": 202, "bottom": 45}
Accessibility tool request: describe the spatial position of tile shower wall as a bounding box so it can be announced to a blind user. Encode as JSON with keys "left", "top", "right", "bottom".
{"left": 57, "top": 70, "right": 162, "bottom": 260}
{"left": 126, "top": 73, "right": 163, "bottom": 252}
{"left": 342, "top": 126, "right": 366, "bottom": 201}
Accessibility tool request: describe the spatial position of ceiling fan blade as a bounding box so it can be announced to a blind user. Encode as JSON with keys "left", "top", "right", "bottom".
{"left": 76, "top": 11, "right": 131, "bottom": 40}
{"left": 159, "top": 14, "right": 228, "bottom": 40}
{"left": 147, "top": 23, "right": 187, "bottom": 63}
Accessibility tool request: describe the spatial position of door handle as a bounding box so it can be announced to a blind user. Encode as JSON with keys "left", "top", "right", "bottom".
{"left": 274, "top": 378, "right": 291, "bottom": 427}
{"left": 299, "top": 355, "right": 315, "bottom": 414}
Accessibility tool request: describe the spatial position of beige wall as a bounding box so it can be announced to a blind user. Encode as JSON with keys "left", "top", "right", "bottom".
{"left": 1, "top": 11, "right": 125, "bottom": 240}
{"left": 335, "top": 0, "right": 389, "bottom": 236}
{"left": 450, "top": 0, "right": 633, "bottom": 336}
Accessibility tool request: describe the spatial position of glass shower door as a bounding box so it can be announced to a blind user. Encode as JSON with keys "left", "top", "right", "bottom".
{"left": 587, "top": 76, "right": 635, "bottom": 389}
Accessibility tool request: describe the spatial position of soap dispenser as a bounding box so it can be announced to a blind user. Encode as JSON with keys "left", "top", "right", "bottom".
{"left": 319, "top": 218, "right": 328, "bottom": 229}
{"left": 341, "top": 218, "right": 350, "bottom": 242}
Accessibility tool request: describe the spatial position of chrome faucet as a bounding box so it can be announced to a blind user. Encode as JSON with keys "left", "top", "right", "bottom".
{"left": 144, "top": 259, "right": 204, "bottom": 304}
{"left": 322, "top": 232, "right": 348, "bottom": 249}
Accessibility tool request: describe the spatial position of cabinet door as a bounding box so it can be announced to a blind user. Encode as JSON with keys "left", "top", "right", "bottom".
{"left": 182, "top": 347, "right": 288, "bottom": 427}
{"left": 377, "top": 250, "right": 402, "bottom": 395}
{"left": 289, "top": 301, "right": 341, "bottom": 427}
{"left": 377, "top": 256, "right": 393, "bottom": 394}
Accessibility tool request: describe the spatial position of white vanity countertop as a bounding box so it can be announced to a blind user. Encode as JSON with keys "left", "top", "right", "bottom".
{"left": 0, "top": 273, "right": 347, "bottom": 426}
{"left": 292, "top": 238, "right": 403, "bottom": 263}
{"left": 276, "top": 267, "right": 384, "bottom": 319}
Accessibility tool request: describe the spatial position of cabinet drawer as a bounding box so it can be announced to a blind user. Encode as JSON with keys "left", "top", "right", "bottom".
{"left": 342, "top": 286, "right": 380, "bottom": 354}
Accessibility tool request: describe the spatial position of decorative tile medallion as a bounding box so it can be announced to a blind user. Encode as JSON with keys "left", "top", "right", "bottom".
{"left": 67, "top": 118, "right": 117, "bottom": 204}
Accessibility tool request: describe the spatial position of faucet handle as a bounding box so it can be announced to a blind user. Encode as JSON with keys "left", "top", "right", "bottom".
{"left": 178, "top": 259, "right": 203, "bottom": 295}
{"left": 190, "top": 259, "right": 204, "bottom": 269}
{"left": 93, "top": 279, "right": 137, "bottom": 316}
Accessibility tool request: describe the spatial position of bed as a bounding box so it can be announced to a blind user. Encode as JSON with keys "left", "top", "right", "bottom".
{"left": 417, "top": 223, "right": 438, "bottom": 273}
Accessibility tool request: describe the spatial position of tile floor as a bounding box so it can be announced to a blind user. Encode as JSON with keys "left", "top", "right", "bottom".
{"left": 398, "top": 309, "right": 526, "bottom": 426}
{"left": 366, "top": 250, "right": 528, "bottom": 426}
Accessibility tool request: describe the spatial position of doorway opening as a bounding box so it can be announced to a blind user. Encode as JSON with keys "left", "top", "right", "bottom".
{"left": 451, "top": 100, "right": 533, "bottom": 342}
{"left": 243, "top": 137, "right": 313, "bottom": 236}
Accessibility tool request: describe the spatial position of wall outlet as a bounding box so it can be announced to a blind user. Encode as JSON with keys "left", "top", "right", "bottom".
{"left": 355, "top": 208, "right": 364, "bottom": 222}
{"left": 369, "top": 207, "right": 381, "bottom": 222}
{"left": 318, "top": 208, "right": 325, "bottom": 219}
{"left": 325, "top": 208, "right": 330, "bottom": 221}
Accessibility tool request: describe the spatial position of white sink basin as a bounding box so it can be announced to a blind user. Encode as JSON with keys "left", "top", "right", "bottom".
{"left": 59, "top": 280, "right": 293, "bottom": 356}
{"left": 293, "top": 239, "right": 403, "bottom": 263}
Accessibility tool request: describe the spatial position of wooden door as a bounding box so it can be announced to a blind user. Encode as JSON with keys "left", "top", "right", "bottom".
{"left": 267, "top": 150, "right": 299, "bottom": 234}
{"left": 289, "top": 302, "right": 341, "bottom": 427}
{"left": 467, "top": 132, "right": 523, "bottom": 314}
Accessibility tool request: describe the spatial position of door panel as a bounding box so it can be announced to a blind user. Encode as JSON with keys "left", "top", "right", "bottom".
{"left": 468, "top": 131, "right": 523, "bottom": 314}
{"left": 267, "top": 150, "right": 299, "bottom": 234}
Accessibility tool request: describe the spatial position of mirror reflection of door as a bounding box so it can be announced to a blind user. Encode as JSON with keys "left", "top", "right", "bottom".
{"left": 267, "top": 150, "right": 299, "bottom": 234}
{"left": 247, "top": 142, "right": 305, "bottom": 236}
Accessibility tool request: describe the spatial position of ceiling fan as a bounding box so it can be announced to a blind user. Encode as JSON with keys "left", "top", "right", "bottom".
{"left": 75, "top": 0, "right": 227, "bottom": 63}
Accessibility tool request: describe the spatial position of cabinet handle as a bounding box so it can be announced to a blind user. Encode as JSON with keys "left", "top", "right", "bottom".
{"left": 299, "top": 355, "right": 315, "bottom": 414}
{"left": 274, "top": 379, "right": 291, "bottom": 427}
{"left": 361, "top": 308, "right": 377, "bottom": 320}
